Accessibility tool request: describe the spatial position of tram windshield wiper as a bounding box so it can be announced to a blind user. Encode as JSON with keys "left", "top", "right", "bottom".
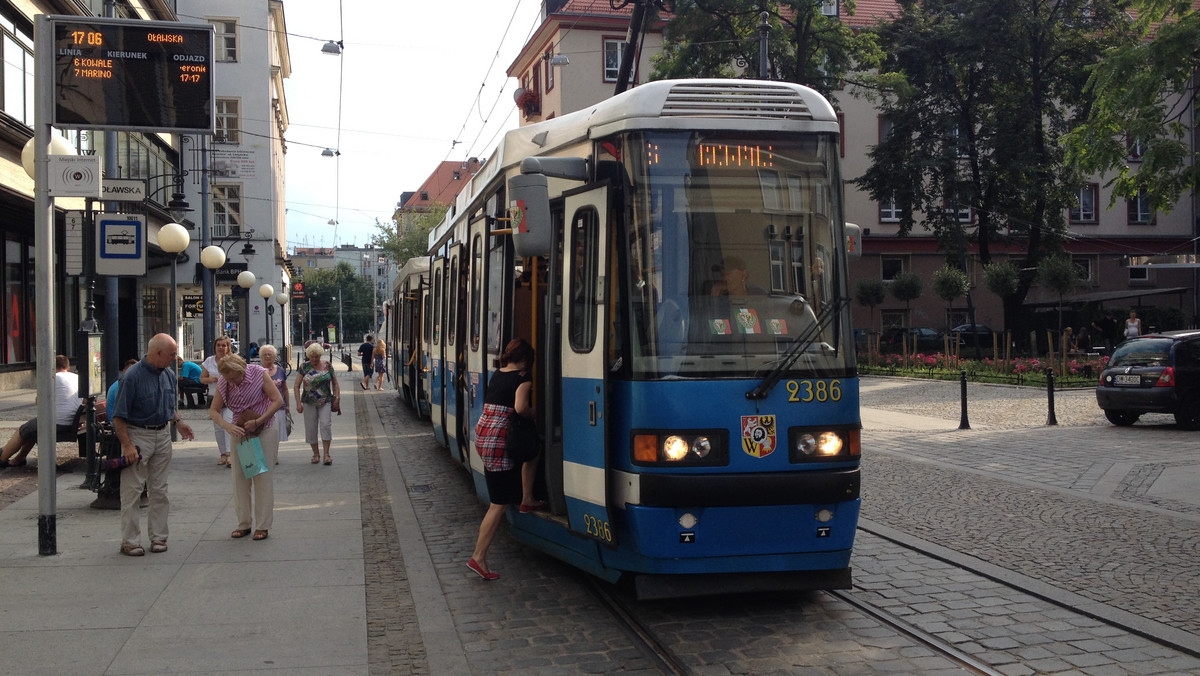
{"left": 746, "top": 297, "right": 847, "bottom": 400}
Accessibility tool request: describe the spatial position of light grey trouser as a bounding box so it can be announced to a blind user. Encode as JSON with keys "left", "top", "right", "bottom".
{"left": 231, "top": 426, "right": 279, "bottom": 531}
{"left": 120, "top": 426, "right": 172, "bottom": 547}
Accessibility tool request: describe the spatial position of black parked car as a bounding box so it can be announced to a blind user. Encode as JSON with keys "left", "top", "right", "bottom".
{"left": 880, "top": 327, "right": 943, "bottom": 353}
{"left": 1095, "top": 330, "right": 1200, "bottom": 429}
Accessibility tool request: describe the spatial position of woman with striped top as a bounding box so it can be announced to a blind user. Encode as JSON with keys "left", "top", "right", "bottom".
{"left": 210, "top": 354, "right": 284, "bottom": 541}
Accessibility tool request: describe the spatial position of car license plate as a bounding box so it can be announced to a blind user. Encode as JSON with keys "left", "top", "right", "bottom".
{"left": 1113, "top": 374, "right": 1140, "bottom": 385}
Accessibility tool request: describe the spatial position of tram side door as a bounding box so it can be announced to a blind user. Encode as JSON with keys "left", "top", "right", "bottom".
{"left": 560, "top": 185, "right": 615, "bottom": 546}
{"left": 430, "top": 256, "right": 448, "bottom": 445}
{"left": 464, "top": 219, "right": 489, "bottom": 466}
{"left": 445, "top": 244, "right": 467, "bottom": 461}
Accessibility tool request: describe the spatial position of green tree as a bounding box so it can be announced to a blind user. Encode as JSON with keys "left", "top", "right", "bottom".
{"left": 372, "top": 204, "right": 449, "bottom": 267}
{"left": 855, "top": 0, "right": 1128, "bottom": 336}
{"left": 982, "top": 260, "right": 1020, "bottom": 332}
{"left": 889, "top": 270, "right": 923, "bottom": 319}
{"left": 650, "top": 0, "right": 884, "bottom": 100}
{"left": 855, "top": 277, "right": 887, "bottom": 332}
{"left": 931, "top": 264, "right": 969, "bottom": 331}
{"left": 302, "top": 262, "right": 375, "bottom": 343}
{"left": 1037, "top": 254, "right": 1081, "bottom": 333}
{"left": 1063, "top": 1, "right": 1198, "bottom": 211}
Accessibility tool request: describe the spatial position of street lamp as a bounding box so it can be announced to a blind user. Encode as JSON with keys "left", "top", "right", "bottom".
{"left": 274, "top": 291, "right": 290, "bottom": 354}
{"left": 258, "top": 283, "right": 275, "bottom": 345}
{"left": 159, "top": 223, "right": 190, "bottom": 439}
{"left": 237, "top": 271, "right": 256, "bottom": 350}
{"left": 199, "top": 245, "right": 226, "bottom": 352}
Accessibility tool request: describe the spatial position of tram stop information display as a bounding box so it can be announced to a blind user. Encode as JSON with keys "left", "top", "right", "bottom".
{"left": 52, "top": 17, "right": 214, "bottom": 133}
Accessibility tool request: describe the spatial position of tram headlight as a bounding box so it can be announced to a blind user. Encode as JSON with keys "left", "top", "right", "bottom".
{"left": 788, "top": 427, "right": 859, "bottom": 463}
{"left": 663, "top": 435, "right": 690, "bottom": 461}
{"left": 631, "top": 430, "right": 727, "bottom": 466}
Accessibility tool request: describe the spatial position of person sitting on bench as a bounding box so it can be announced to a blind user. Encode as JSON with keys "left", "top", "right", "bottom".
{"left": 0, "top": 355, "right": 83, "bottom": 468}
{"left": 177, "top": 356, "right": 207, "bottom": 409}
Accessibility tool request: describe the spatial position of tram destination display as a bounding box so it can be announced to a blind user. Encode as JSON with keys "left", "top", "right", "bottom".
{"left": 52, "top": 17, "right": 214, "bottom": 133}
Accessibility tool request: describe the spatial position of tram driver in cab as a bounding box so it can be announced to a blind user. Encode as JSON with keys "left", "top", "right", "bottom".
{"left": 710, "top": 256, "right": 767, "bottom": 297}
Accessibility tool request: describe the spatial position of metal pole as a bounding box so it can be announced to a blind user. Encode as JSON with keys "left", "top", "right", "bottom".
{"left": 201, "top": 136, "right": 216, "bottom": 357}
{"left": 171, "top": 259, "right": 179, "bottom": 441}
{"left": 1046, "top": 367, "right": 1058, "bottom": 426}
{"left": 338, "top": 286, "right": 344, "bottom": 348}
{"left": 33, "top": 15, "right": 57, "bottom": 555}
{"left": 758, "top": 11, "right": 769, "bottom": 79}
{"left": 958, "top": 369, "right": 970, "bottom": 430}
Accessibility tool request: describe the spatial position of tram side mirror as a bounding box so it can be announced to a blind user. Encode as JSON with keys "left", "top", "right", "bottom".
{"left": 844, "top": 223, "right": 862, "bottom": 259}
{"left": 509, "top": 173, "right": 552, "bottom": 258}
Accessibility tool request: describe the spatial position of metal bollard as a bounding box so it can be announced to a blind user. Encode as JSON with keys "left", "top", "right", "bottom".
{"left": 1046, "top": 367, "right": 1058, "bottom": 426}
{"left": 958, "top": 369, "right": 970, "bottom": 430}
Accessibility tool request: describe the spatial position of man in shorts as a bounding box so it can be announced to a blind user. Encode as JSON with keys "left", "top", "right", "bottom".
{"left": 357, "top": 335, "right": 375, "bottom": 391}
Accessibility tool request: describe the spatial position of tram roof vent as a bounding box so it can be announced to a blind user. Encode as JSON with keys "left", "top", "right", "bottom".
{"left": 661, "top": 83, "right": 814, "bottom": 120}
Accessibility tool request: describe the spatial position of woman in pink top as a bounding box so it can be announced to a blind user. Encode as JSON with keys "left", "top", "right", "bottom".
{"left": 210, "top": 354, "right": 284, "bottom": 541}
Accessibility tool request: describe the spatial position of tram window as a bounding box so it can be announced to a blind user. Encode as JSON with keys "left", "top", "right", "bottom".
{"left": 768, "top": 240, "right": 786, "bottom": 292}
{"left": 470, "top": 234, "right": 482, "bottom": 350}
{"left": 790, "top": 233, "right": 806, "bottom": 296}
{"left": 435, "top": 273, "right": 444, "bottom": 344}
{"left": 486, "top": 236, "right": 506, "bottom": 353}
{"left": 423, "top": 293, "right": 432, "bottom": 343}
{"left": 448, "top": 256, "right": 459, "bottom": 346}
{"left": 568, "top": 207, "right": 600, "bottom": 352}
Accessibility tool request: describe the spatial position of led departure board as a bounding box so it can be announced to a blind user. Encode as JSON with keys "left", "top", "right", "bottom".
{"left": 53, "top": 17, "right": 214, "bottom": 133}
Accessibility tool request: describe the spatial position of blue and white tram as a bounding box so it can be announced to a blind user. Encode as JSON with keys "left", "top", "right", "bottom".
{"left": 389, "top": 257, "right": 431, "bottom": 418}
{"left": 390, "top": 79, "right": 862, "bottom": 598}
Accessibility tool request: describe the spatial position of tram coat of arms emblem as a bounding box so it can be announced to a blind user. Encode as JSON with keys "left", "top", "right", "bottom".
{"left": 740, "top": 415, "right": 777, "bottom": 458}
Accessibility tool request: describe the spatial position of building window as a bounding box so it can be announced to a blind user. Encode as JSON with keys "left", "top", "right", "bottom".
{"left": 211, "top": 19, "right": 237, "bottom": 62}
{"left": 1072, "top": 257, "right": 1092, "bottom": 282}
{"left": 880, "top": 310, "right": 906, "bottom": 329}
{"left": 1129, "top": 266, "right": 1148, "bottom": 282}
{"left": 1070, "top": 184, "right": 1098, "bottom": 223}
{"left": 1127, "top": 187, "right": 1153, "bottom": 225}
{"left": 215, "top": 99, "right": 240, "bottom": 144}
{"left": 211, "top": 184, "right": 243, "bottom": 238}
{"left": 0, "top": 12, "right": 35, "bottom": 125}
{"left": 544, "top": 49, "right": 555, "bottom": 92}
{"left": 881, "top": 256, "right": 905, "bottom": 282}
{"left": 1126, "top": 135, "right": 1144, "bottom": 161}
{"left": 604, "top": 38, "right": 627, "bottom": 82}
{"left": 879, "top": 196, "right": 901, "bottom": 223}
{"left": 950, "top": 124, "right": 969, "bottom": 158}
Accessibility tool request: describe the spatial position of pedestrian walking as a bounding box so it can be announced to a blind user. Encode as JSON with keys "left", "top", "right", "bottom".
{"left": 111, "top": 334, "right": 195, "bottom": 556}
{"left": 201, "top": 336, "right": 235, "bottom": 467}
{"left": 372, "top": 338, "right": 387, "bottom": 390}
{"left": 259, "top": 345, "right": 290, "bottom": 443}
{"left": 211, "top": 354, "right": 283, "bottom": 542}
{"left": 357, "top": 334, "right": 374, "bottom": 390}
{"left": 296, "top": 342, "right": 340, "bottom": 465}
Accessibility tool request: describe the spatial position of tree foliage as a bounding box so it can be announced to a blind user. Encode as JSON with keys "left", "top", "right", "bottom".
{"left": 854, "top": 277, "right": 887, "bottom": 331}
{"left": 1037, "top": 254, "right": 1081, "bottom": 332}
{"left": 372, "top": 204, "right": 449, "bottom": 267}
{"left": 889, "top": 270, "right": 923, "bottom": 311}
{"left": 300, "top": 262, "right": 376, "bottom": 343}
{"left": 650, "top": 0, "right": 884, "bottom": 100}
{"left": 1062, "top": 0, "right": 1199, "bottom": 211}
{"left": 931, "top": 264, "right": 969, "bottom": 330}
{"left": 854, "top": 0, "right": 1129, "bottom": 333}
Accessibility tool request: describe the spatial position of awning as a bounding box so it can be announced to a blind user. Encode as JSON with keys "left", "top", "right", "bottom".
{"left": 1023, "top": 286, "right": 1192, "bottom": 308}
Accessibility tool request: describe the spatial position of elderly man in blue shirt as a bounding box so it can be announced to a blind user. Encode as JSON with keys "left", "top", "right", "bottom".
{"left": 111, "top": 334, "right": 195, "bottom": 556}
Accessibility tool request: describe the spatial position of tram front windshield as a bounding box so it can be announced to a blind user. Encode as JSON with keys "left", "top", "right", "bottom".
{"left": 618, "top": 130, "right": 852, "bottom": 380}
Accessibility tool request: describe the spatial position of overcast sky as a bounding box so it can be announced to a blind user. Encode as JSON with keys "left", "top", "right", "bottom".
{"left": 280, "top": 0, "right": 543, "bottom": 251}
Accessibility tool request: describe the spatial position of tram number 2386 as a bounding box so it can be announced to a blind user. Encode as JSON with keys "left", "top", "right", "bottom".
{"left": 582, "top": 513, "right": 613, "bottom": 543}
{"left": 785, "top": 379, "right": 842, "bottom": 403}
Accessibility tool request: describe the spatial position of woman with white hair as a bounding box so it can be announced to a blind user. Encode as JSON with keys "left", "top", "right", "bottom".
{"left": 258, "top": 344, "right": 289, "bottom": 444}
{"left": 295, "top": 342, "right": 340, "bottom": 465}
